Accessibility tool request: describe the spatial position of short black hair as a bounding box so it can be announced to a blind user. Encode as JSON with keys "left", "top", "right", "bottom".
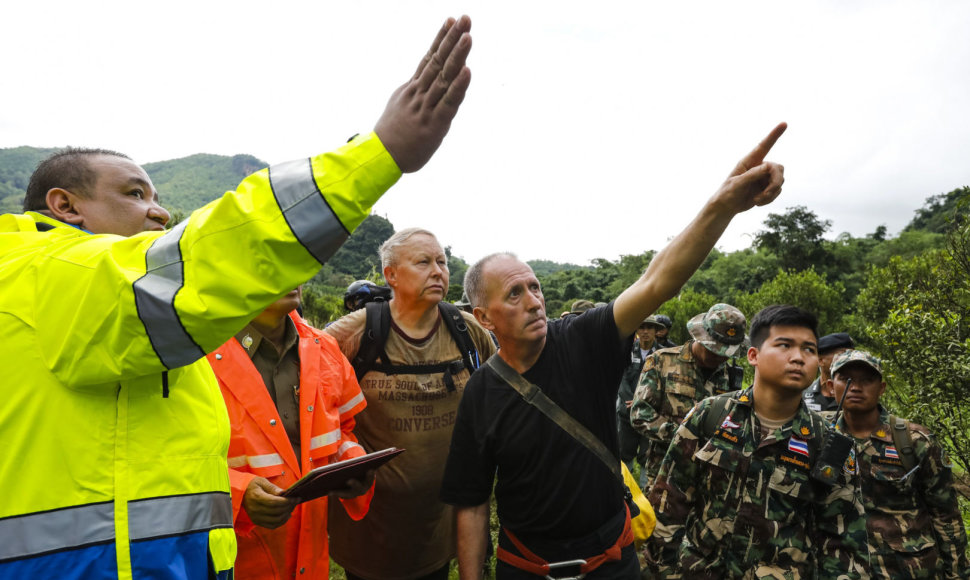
{"left": 749, "top": 304, "right": 819, "bottom": 348}
{"left": 24, "top": 147, "right": 131, "bottom": 211}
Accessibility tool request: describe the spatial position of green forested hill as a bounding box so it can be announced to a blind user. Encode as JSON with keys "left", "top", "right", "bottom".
{"left": 0, "top": 146, "right": 58, "bottom": 213}
{"left": 144, "top": 153, "right": 268, "bottom": 213}
{"left": 905, "top": 185, "right": 970, "bottom": 233}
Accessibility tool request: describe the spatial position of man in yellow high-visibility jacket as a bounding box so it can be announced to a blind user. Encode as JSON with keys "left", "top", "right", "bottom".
{"left": 0, "top": 15, "right": 472, "bottom": 580}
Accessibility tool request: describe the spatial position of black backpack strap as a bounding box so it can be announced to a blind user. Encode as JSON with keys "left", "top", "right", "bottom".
{"left": 890, "top": 415, "right": 917, "bottom": 472}
{"left": 352, "top": 301, "right": 392, "bottom": 382}
{"left": 438, "top": 302, "right": 481, "bottom": 373}
{"left": 352, "top": 301, "right": 481, "bottom": 391}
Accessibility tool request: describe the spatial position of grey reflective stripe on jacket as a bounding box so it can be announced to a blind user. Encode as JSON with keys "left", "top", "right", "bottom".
{"left": 269, "top": 158, "right": 350, "bottom": 264}
{"left": 0, "top": 501, "right": 114, "bottom": 562}
{"left": 0, "top": 492, "right": 232, "bottom": 562}
{"left": 133, "top": 220, "right": 205, "bottom": 369}
{"left": 128, "top": 492, "right": 233, "bottom": 541}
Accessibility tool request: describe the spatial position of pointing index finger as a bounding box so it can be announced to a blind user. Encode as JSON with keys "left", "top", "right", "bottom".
{"left": 731, "top": 122, "right": 787, "bottom": 177}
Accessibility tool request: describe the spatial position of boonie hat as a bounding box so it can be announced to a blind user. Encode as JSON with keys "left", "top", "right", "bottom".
{"left": 570, "top": 299, "right": 595, "bottom": 314}
{"left": 830, "top": 349, "right": 883, "bottom": 378}
{"left": 655, "top": 314, "right": 673, "bottom": 329}
{"left": 687, "top": 303, "right": 748, "bottom": 357}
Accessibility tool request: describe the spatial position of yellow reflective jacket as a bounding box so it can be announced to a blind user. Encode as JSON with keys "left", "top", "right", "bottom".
{"left": 0, "top": 133, "right": 400, "bottom": 580}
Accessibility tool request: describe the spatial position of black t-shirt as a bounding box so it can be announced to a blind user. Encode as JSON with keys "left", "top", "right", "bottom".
{"left": 440, "top": 303, "right": 632, "bottom": 542}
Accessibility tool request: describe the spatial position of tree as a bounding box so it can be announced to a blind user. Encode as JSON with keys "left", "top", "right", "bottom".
{"left": 300, "top": 285, "right": 347, "bottom": 327}
{"left": 325, "top": 214, "right": 395, "bottom": 279}
{"left": 685, "top": 248, "right": 781, "bottom": 304}
{"left": 605, "top": 251, "right": 655, "bottom": 298}
{"left": 754, "top": 206, "right": 833, "bottom": 273}
{"left": 655, "top": 289, "right": 719, "bottom": 345}
{"left": 905, "top": 186, "right": 970, "bottom": 234}
{"left": 445, "top": 246, "right": 469, "bottom": 301}
{"left": 851, "top": 217, "right": 970, "bottom": 486}
{"left": 736, "top": 268, "right": 846, "bottom": 335}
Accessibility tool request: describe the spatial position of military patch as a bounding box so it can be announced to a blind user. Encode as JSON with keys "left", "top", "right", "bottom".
{"left": 875, "top": 429, "right": 887, "bottom": 438}
{"left": 717, "top": 429, "right": 742, "bottom": 445}
{"left": 720, "top": 414, "right": 740, "bottom": 430}
{"left": 683, "top": 404, "right": 698, "bottom": 424}
{"left": 884, "top": 446, "right": 899, "bottom": 460}
{"left": 799, "top": 426, "right": 810, "bottom": 436}
{"left": 780, "top": 452, "right": 811, "bottom": 471}
{"left": 874, "top": 456, "right": 902, "bottom": 467}
{"left": 739, "top": 394, "right": 750, "bottom": 403}
{"left": 821, "top": 465, "right": 835, "bottom": 479}
{"left": 788, "top": 436, "right": 810, "bottom": 457}
{"left": 843, "top": 448, "right": 858, "bottom": 475}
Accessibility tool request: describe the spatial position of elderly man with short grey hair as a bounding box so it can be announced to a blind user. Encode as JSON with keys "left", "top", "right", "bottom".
{"left": 442, "top": 123, "right": 788, "bottom": 579}
{"left": 326, "top": 227, "right": 495, "bottom": 580}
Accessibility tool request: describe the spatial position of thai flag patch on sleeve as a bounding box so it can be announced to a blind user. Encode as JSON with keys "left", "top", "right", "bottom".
{"left": 885, "top": 446, "right": 899, "bottom": 459}
{"left": 788, "top": 437, "right": 810, "bottom": 457}
{"left": 720, "top": 414, "right": 741, "bottom": 430}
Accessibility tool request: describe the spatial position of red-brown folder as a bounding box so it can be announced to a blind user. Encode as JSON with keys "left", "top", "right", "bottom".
{"left": 282, "top": 447, "right": 405, "bottom": 504}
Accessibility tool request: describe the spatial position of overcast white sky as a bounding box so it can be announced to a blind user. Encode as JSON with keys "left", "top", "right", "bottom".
{"left": 3, "top": 1, "right": 969, "bottom": 264}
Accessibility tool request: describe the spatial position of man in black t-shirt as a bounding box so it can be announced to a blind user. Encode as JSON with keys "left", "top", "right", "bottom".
{"left": 440, "top": 122, "right": 788, "bottom": 579}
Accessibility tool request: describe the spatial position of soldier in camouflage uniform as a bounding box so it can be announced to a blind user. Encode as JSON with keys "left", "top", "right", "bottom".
{"left": 644, "top": 305, "right": 869, "bottom": 579}
{"left": 617, "top": 316, "right": 666, "bottom": 474}
{"left": 630, "top": 304, "right": 747, "bottom": 487}
{"left": 655, "top": 314, "right": 677, "bottom": 349}
{"left": 802, "top": 332, "right": 853, "bottom": 413}
{"left": 825, "top": 350, "right": 969, "bottom": 579}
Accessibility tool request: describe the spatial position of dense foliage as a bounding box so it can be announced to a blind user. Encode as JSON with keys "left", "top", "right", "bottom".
{"left": 851, "top": 214, "right": 970, "bottom": 477}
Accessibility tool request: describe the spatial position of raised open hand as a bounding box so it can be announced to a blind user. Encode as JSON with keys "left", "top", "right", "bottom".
{"left": 374, "top": 16, "right": 473, "bottom": 173}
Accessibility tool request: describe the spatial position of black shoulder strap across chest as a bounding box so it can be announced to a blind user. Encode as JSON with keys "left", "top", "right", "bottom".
{"left": 701, "top": 395, "right": 734, "bottom": 440}
{"left": 485, "top": 355, "right": 623, "bottom": 485}
{"left": 889, "top": 414, "right": 917, "bottom": 472}
{"left": 351, "top": 301, "right": 481, "bottom": 392}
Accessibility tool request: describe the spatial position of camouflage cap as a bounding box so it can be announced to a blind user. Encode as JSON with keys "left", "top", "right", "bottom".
{"left": 639, "top": 315, "right": 666, "bottom": 330}
{"left": 830, "top": 349, "right": 883, "bottom": 378}
{"left": 687, "top": 303, "right": 748, "bottom": 357}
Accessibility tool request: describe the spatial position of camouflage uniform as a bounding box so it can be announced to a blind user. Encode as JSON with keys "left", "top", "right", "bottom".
{"left": 644, "top": 387, "right": 869, "bottom": 579}
{"left": 629, "top": 340, "right": 735, "bottom": 486}
{"left": 823, "top": 349, "right": 969, "bottom": 578}
{"left": 828, "top": 406, "right": 969, "bottom": 578}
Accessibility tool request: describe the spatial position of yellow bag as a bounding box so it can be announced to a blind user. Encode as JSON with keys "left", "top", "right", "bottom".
{"left": 622, "top": 462, "right": 656, "bottom": 547}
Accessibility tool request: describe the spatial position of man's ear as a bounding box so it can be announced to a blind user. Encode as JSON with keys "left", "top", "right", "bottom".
{"left": 383, "top": 265, "right": 396, "bottom": 287}
{"left": 746, "top": 345, "right": 759, "bottom": 367}
{"left": 822, "top": 378, "right": 835, "bottom": 398}
{"left": 473, "top": 306, "right": 493, "bottom": 331}
{"left": 45, "top": 188, "right": 85, "bottom": 226}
